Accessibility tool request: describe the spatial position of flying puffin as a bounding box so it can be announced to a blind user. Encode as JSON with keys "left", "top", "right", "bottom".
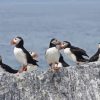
{"left": 0, "top": 56, "right": 18, "bottom": 73}
{"left": 45, "top": 38, "right": 69, "bottom": 68}
{"left": 89, "top": 43, "right": 100, "bottom": 62}
{"left": 11, "top": 36, "right": 38, "bottom": 72}
{"left": 60, "top": 41, "right": 89, "bottom": 65}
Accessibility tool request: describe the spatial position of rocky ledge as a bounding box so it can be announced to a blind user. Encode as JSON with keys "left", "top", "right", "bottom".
{"left": 0, "top": 62, "right": 100, "bottom": 100}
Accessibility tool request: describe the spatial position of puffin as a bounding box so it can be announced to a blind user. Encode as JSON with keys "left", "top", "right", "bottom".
{"left": 89, "top": 43, "right": 100, "bottom": 62}
{"left": 0, "top": 56, "right": 18, "bottom": 73}
{"left": 11, "top": 36, "right": 38, "bottom": 72}
{"left": 45, "top": 38, "right": 69, "bottom": 68}
{"left": 60, "top": 41, "right": 89, "bottom": 65}
{"left": 29, "top": 51, "right": 38, "bottom": 60}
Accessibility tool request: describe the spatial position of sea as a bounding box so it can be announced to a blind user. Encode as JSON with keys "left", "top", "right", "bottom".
{"left": 0, "top": 0, "right": 100, "bottom": 70}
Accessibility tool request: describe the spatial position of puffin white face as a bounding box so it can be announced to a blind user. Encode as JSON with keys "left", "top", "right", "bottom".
{"left": 29, "top": 51, "right": 38, "bottom": 60}
{"left": 63, "top": 41, "right": 69, "bottom": 46}
{"left": 11, "top": 37, "right": 22, "bottom": 45}
{"left": 98, "top": 43, "right": 100, "bottom": 49}
{"left": 29, "top": 51, "right": 33, "bottom": 56}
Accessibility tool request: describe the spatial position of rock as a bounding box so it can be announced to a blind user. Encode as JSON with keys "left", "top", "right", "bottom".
{"left": 0, "top": 62, "right": 100, "bottom": 100}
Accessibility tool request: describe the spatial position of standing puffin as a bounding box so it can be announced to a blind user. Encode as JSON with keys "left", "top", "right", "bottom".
{"left": 29, "top": 51, "right": 38, "bottom": 60}
{"left": 89, "top": 43, "right": 100, "bottom": 62}
{"left": 0, "top": 56, "right": 18, "bottom": 73}
{"left": 45, "top": 38, "right": 69, "bottom": 68}
{"left": 61, "top": 41, "right": 89, "bottom": 65}
{"left": 11, "top": 36, "right": 38, "bottom": 72}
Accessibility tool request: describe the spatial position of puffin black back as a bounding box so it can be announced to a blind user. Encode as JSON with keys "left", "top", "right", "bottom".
{"left": 0, "top": 56, "right": 18, "bottom": 73}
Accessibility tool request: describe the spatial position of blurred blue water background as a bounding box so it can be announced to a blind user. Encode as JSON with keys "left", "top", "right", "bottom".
{"left": 0, "top": 0, "right": 100, "bottom": 70}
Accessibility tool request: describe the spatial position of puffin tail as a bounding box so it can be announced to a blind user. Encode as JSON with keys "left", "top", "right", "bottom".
{"left": 85, "top": 53, "right": 89, "bottom": 58}
{"left": 83, "top": 57, "right": 89, "bottom": 62}
{"left": 61, "top": 61, "right": 69, "bottom": 67}
{"left": 59, "top": 54, "right": 69, "bottom": 67}
{"left": 32, "top": 60, "right": 39, "bottom": 66}
{"left": 80, "top": 57, "right": 89, "bottom": 63}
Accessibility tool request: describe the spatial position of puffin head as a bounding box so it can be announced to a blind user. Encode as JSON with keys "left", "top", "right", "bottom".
{"left": 60, "top": 41, "right": 71, "bottom": 49}
{"left": 29, "top": 51, "right": 38, "bottom": 60}
{"left": 11, "top": 36, "right": 24, "bottom": 47}
{"left": 98, "top": 43, "right": 100, "bottom": 49}
{"left": 49, "top": 38, "right": 61, "bottom": 47}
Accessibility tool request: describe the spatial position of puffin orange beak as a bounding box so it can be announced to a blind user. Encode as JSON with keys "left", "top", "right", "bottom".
{"left": 59, "top": 43, "right": 65, "bottom": 49}
{"left": 11, "top": 39, "right": 16, "bottom": 45}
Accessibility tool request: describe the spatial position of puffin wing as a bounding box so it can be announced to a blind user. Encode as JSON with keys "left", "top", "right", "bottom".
{"left": 71, "top": 46, "right": 89, "bottom": 57}
{"left": 22, "top": 47, "right": 38, "bottom": 65}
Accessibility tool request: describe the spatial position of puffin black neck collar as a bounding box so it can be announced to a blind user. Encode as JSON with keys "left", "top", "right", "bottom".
{"left": 67, "top": 44, "right": 71, "bottom": 48}
{"left": 16, "top": 41, "right": 24, "bottom": 48}
{"left": 49, "top": 43, "right": 56, "bottom": 48}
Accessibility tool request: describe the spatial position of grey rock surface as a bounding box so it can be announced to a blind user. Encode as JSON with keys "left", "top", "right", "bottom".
{"left": 0, "top": 62, "right": 100, "bottom": 100}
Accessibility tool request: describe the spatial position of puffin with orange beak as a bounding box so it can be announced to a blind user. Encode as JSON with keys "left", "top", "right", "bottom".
{"left": 45, "top": 38, "right": 69, "bottom": 69}
{"left": 11, "top": 36, "right": 38, "bottom": 72}
{"left": 60, "top": 41, "right": 89, "bottom": 65}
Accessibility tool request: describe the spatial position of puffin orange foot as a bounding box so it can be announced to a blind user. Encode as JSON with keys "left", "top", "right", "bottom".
{"left": 18, "top": 66, "right": 27, "bottom": 73}
{"left": 22, "top": 66, "right": 27, "bottom": 71}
